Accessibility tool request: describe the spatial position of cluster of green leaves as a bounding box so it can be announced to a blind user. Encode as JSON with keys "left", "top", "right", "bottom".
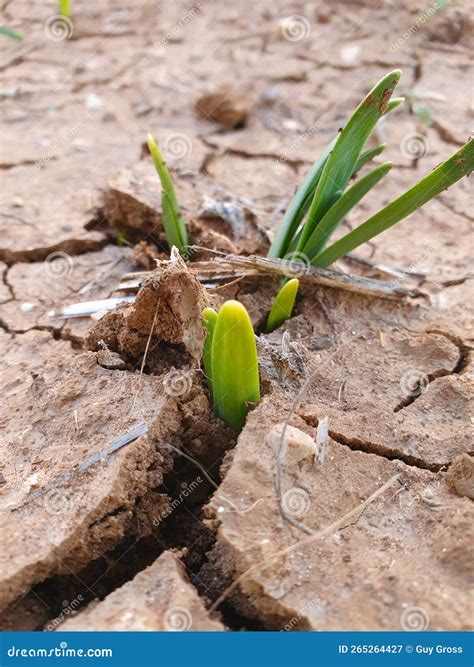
{"left": 271, "top": 72, "right": 473, "bottom": 267}
{"left": 147, "top": 134, "right": 188, "bottom": 255}
{"left": 266, "top": 70, "right": 473, "bottom": 329}
{"left": 202, "top": 301, "right": 260, "bottom": 431}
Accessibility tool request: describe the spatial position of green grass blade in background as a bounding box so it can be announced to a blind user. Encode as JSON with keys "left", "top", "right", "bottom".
{"left": 211, "top": 301, "right": 260, "bottom": 431}
{"left": 147, "top": 133, "right": 188, "bottom": 255}
{"left": 312, "top": 139, "right": 474, "bottom": 267}
{"left": 297, "top": 70, "right": 401, "bottom": 251}
{"left": 266, "top": 278, "right": 299, "bottom": 333}
{"left": 302, "top": 162, "right": 392, "bottom": 259}
{"left": 0, "top": 26, "right": 23, "bottom": 40}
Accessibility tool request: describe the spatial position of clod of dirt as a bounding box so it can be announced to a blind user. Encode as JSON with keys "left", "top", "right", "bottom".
{"left": 195, "top": 87, "right": 251, "bottom": 129}
{"left": 95, "top": 348, "right": 127, "bottom": 370}
{"left": 268, "top": 424, "right": 316, "bottom": 467}
{"left": 446, "top": 455, "right": 474, "bottom": 500}
{"left": 58, "top": 551, "right": 224, "bottom": 631}
{"left": 203, "top": 395, "right": 474, "bottom": 630}
{"left": 132, "top": 240, "right": 165, "bottom": 270}
{"left": 86, "top": 251, "right": 209, "bottom": 363}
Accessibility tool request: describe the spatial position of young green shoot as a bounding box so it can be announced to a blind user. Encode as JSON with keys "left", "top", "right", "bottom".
{"left": 266, "top": 278, "right": 299, "bottom": 333}
{"left": 147, "top": 133, "right": 188, "bottom": 256}
{"left": 203, "top": 301, "right": 260, "bottom": 432}
{"left": 202, "top": 307, "right": 217, "bottom": 397}
{"left": 59, "top": 0, "right": 71, "bottom": 18}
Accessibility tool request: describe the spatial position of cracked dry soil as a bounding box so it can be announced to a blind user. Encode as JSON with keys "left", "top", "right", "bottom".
{"left": 0, "top": 0, "right": 473, "bottom": 633}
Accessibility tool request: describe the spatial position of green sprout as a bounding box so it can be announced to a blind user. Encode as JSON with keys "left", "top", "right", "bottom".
{"left": 266, "top": 278, "right": 299, "bottom": 333}
{"left": 202, "top": 307, "right": 217, "bottom": 397}
{"left": 0, "top": 26, "right": 23, "bottom": 41}
{"left": 202, "top": 301, "right": 260, "bottom": 431}
{"left": 265, "top": 69, "right": 473, "bottom": 329}
{"left": 59, "top": 0, "right": 71, "bottom": 18}
{"left": 147, "top": 133, "right": 188, "bottom": 256}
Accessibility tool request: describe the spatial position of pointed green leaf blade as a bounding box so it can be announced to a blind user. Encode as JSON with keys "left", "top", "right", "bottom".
{"left": 267, "top": 139, "right": 336, "bottom": 259}
{"left": 266, "top": 278, "right": 299, "bottom": 333}
{"left": 297, "top": 70, "right": 401, "bottom": 251}
{"left": 302, "top": 162, "right": 393, "bottom": 259}
{"left": 312, "top": 139, "right": 474, "bottom": 267}
{"left": 147, "top": 133, "right": 188, "bottom": 255}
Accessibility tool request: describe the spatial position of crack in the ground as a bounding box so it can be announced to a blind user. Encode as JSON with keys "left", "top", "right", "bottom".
{"left": 328, "top": 430, "right": 442, "bottom": 473}
{"left": 0, "top": 235, "right": 108, "bottom": 265}
{"left": 0, "top": 319, "right": 83, "bottom": 350}
{"left": 0, "top": 384, "right": 260, "bottom": 632}
{"left": 1, "top": 264, "right": 15, "bottom": 302}
{"left": 199, "top": 136, "right": 303, "bottom": 170}
{"left": 394, "top": 330, "right": 471, "bottom": 412}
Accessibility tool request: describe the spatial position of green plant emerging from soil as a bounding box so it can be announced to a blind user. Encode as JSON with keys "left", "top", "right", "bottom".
{"left": 147, "top": 133, "right": 188, "bottom": 256}
{"left": 59, "top": 0, "right": 71, "bottom": 18}
{"left": 202, "top": 301, "right": 260, "bottom": 431}
{"left": 266, "top": 278, "right": 299, "bottom": 333}
{"left": 266, "top": 69, "right": 473, "bottom": 327}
